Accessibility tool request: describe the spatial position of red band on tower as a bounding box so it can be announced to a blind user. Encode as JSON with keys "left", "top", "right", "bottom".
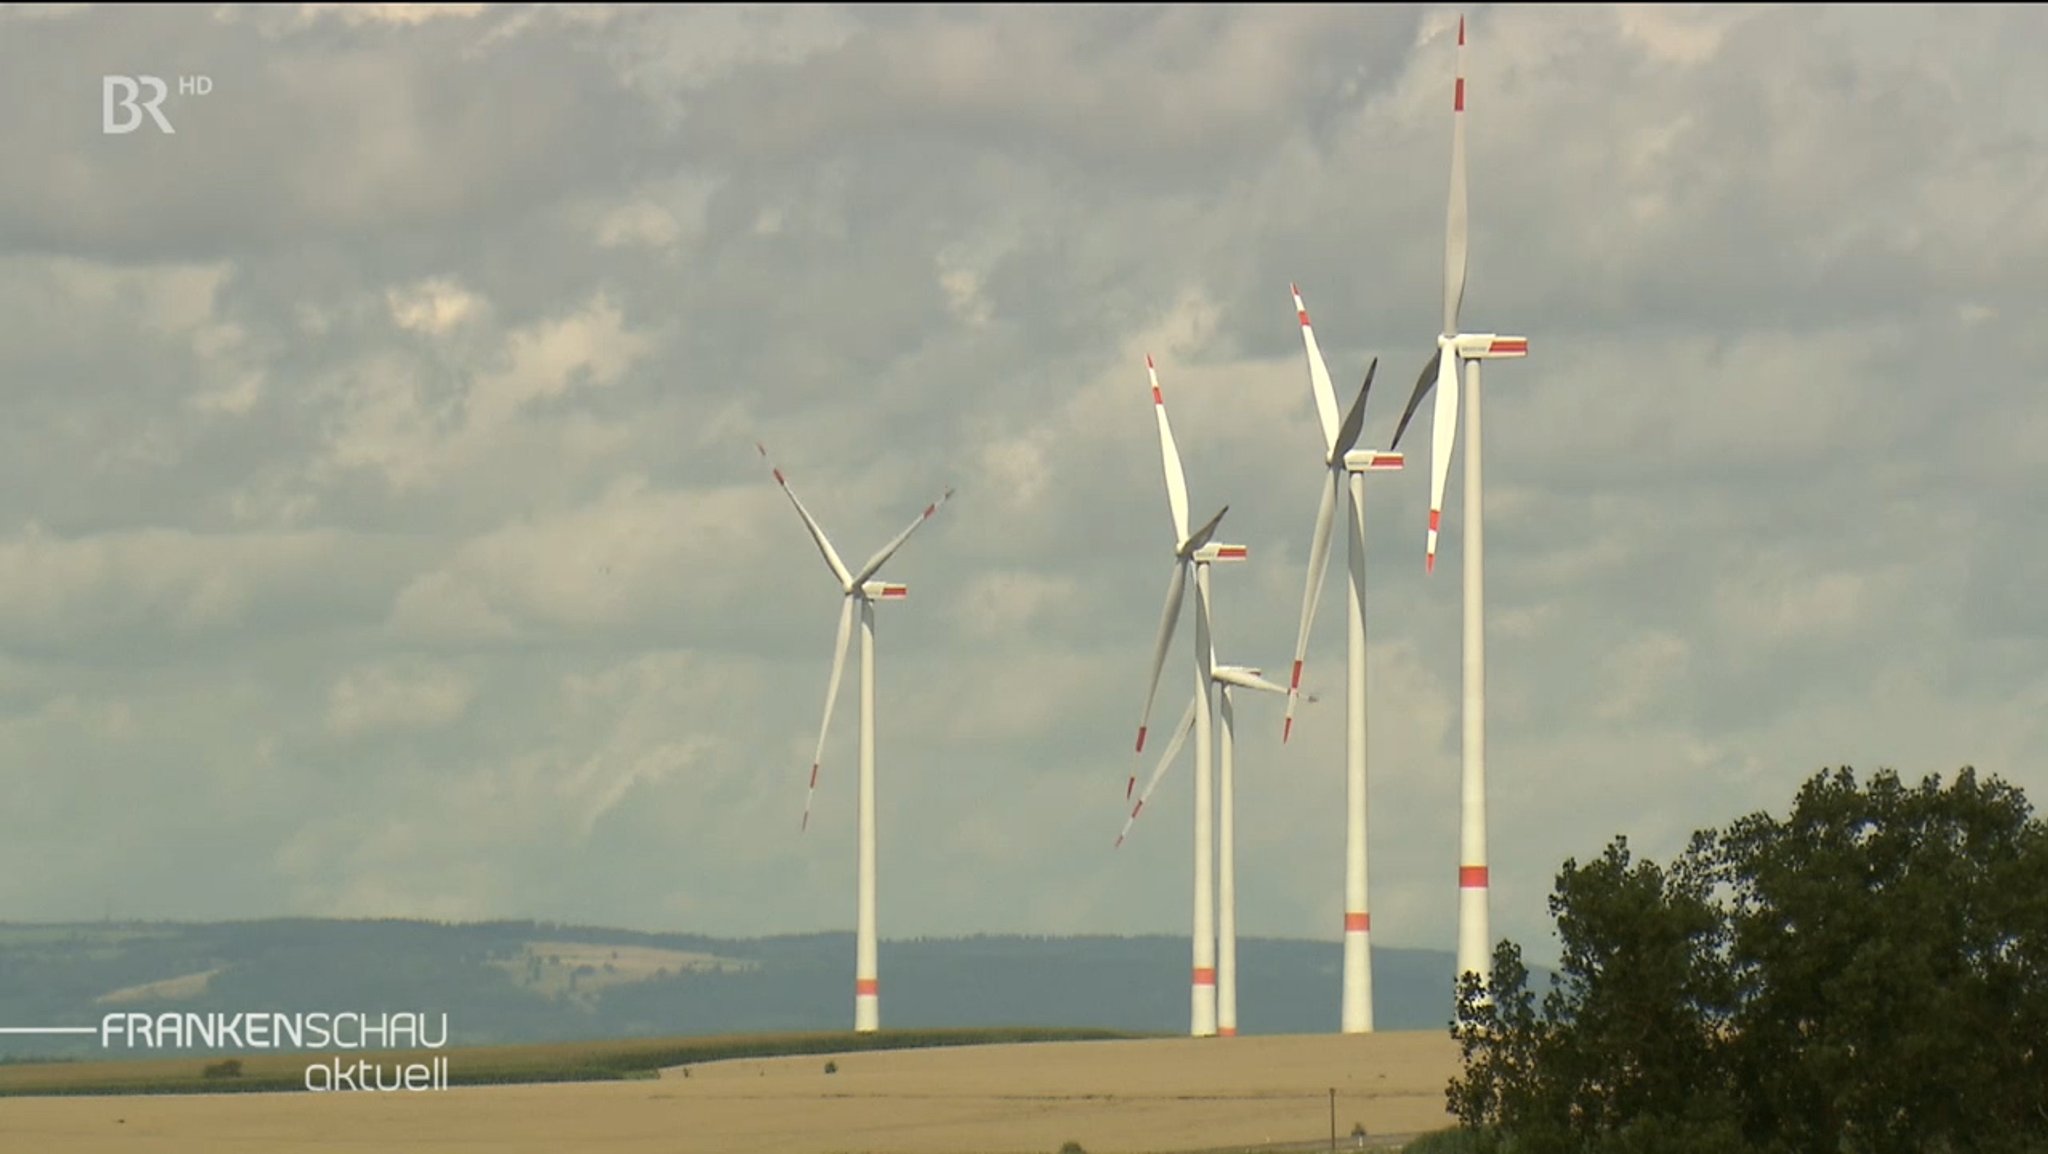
{"left": 1345, "top": 912, "right": 1370, "bottom": 933}
{"left": 1193, "top": 967, "right": 1217, "bottom": 987}
{"left": 856, "top": 978, "right": 879, "bottom": 997}
{"left": 1460, "top": 865, "right": 1489, "bottom": 889}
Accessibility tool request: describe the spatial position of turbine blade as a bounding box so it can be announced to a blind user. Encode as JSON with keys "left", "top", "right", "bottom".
{"left": 1116, "top": 693, "right": 1200, "bottom": 847}
{"left": 1444, "top": 14, "right": 1470, "bottom": 337}
{"left": 854, "top": 485, "right": 956, "bottom": 586}
{"left": 1427, "top": 349, "right": 1460, "bottom": 574}
{"left": 1291, "top": 284, "right": 1342, "bottom": 458}
{"left": 1388, "top": 354, "right": 1439, "bottom": 452}
{"left": 803, "top": 595, "right": 857, "bottom": 831}
{"left": 1182, "top": 505, "right": 1229, "bottom": 556}
{"left": 1135, "top": 561, "right": 1189, "bottom": 752}
{"left": 1216, "top": 666, "right": 1288, "bottom": 695}
{"left": 1241, "top": 672, "right": 1289, "bottom": 696}
{"left": 758, "top": 442, "right": 854, "bottom": 590}
{"left": 1284, "top": 468, "right": 1340, "bottom": 743}
{"left": 1147, "top": 355, "right": 1192, "bottom": 548}
{"left": 1332, "top": 357, "right": 1378, "bottom": 459}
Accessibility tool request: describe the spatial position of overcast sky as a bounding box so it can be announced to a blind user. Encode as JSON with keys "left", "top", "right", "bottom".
{"left": 1, "top": 2, "right": 2043, "bottom": 969}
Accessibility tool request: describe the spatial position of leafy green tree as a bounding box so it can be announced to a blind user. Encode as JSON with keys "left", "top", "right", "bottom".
{"left": 1447, "top": 766, "right": 2048, "bottom": 1154}
{"left": 1712, "top": 767, "right": 2048, "bottom": 1154}
{"left": 1450, "top": 838, "right": 1740, "bottom": 1153}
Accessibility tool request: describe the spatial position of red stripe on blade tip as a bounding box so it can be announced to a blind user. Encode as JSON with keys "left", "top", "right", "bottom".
{"left": 1428, "top": 508, "right": 1441, "bottom": 532}
{"left": 809, "top": 764, "right": 819, "bottom": 788}
{"left": 1298, "top": 308, "right": 1311, "bottom": 327}
{"left": 1345, "top": 912, "right": 1370, "bottom": 933}
{"left": 1460, "top": 865, "right": 1489, "bottom": 889}
{"left": 1152, "top": 385, "right": 1163, "bottom": 405}
{"left": 1455, "top": 77, "right": 1465, "bottom": 112}
{"left": 1135, "top": 726, "right": 1148, "bottom": 753}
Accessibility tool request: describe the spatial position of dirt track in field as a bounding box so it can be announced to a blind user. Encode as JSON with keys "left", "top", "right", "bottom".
{"left": 0, "top": 1031, "right": 1460, "bottom": 1153}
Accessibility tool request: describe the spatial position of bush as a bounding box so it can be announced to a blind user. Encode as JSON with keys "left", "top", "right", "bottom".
{"left": 1057, "top": 1143, "right": 1086, "bottom": 1154}
{"left": 823, "top": 1060, "right": 837, "bottom": 1074}
{"left": 201, "top": 1059, "right": 243, "bottom": 1080}
{"left": 1401, "top": 1128, "right": 1486, "bottom": 1154}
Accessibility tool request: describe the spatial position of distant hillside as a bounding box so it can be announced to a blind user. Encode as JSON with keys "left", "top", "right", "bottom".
{"left": 0, "top": 920, "right": 1515, "bottom": 1060}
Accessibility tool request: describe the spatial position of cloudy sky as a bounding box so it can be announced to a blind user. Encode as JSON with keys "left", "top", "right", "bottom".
{"left": 1, "top": 2, "right": 2043, "bottom": 970}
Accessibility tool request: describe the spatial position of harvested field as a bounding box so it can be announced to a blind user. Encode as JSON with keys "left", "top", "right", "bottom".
{"left": 0, "top": 1031, "right": 1460, "bottom": 1153}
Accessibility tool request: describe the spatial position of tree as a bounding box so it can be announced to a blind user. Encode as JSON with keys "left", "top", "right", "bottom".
{"left": 1450, "top": 839, "right": 1741, "bottom": 1153}
{"left": 1712, "top": 767, "right": 2048, "bottom": 1154}
{"left": 1448, "top": 766, "right": 2048, "bottom": 1154}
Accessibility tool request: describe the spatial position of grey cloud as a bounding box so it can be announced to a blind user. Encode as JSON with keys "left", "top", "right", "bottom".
{"left": 0, "top": 4, "right": 2043, "bottom": 966}
{"left": 0, "top": 4, "right": 666, "bottom": 263}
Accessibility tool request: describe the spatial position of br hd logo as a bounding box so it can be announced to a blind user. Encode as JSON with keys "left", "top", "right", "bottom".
{"left": 102, "top": 74, "right": 211, "bottom": 135}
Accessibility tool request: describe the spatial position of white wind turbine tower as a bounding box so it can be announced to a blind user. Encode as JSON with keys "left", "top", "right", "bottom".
{"left": 1279, "top": 284, "right": 1405, "bottom": 1035}
{"left": 1385, "top": 13, "right": 1530, "bottom": 995}
{"left": 1118, "top": 656, "right": 1286, "bottom": 1037}
{"left": 757, "top": 442, "right": 955, "bottom": 1034}
{"left": 1131, "top": 354, "right": 1244, "bottom": 1039}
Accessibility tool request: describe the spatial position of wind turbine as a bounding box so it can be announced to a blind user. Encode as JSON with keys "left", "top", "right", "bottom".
{"left": 1279, "top": 284, "right": 1405, "bottom": 1035}
{"left": 757, "top": 441, "right": 955, "bottom": 1034}
{"left": 1385, "top": 14, "right": 1530, "bottom": 994}
{"left": 1118, "top": 657, "right": 1286, "bottom": 1038}
{"left": 1131, "top": 354, "right": 1243, "bottom": 1039}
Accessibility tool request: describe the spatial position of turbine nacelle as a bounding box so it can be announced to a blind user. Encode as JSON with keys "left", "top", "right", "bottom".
{"left": 1192, "top": 542, "right": 1248, "bottom": 564}
{"left": 1342, "top": 450, "right": 1405, "bottom": 474}
{"left": 1443, "top": 332, "right": 1530, "bottom": 361}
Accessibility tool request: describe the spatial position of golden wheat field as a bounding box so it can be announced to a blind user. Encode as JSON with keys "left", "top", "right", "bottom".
{"left": 0, "top": 1032, "right": 1460, "bottom": 1153}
